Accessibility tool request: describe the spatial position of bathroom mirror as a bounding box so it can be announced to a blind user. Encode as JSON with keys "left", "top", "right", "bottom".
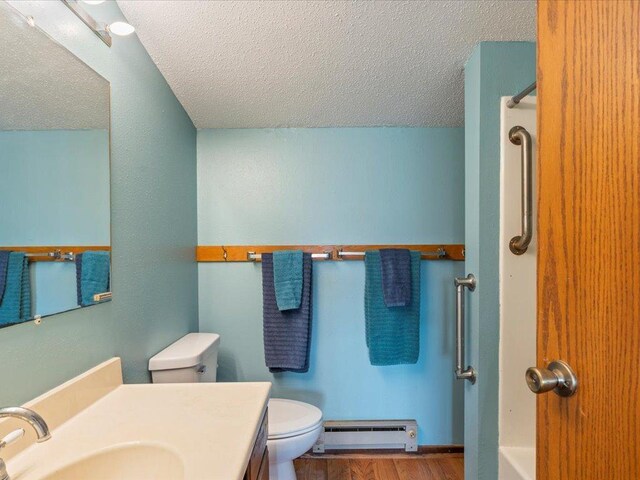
{"left": 0, "top": 3, "right": 111, "bottom": 328}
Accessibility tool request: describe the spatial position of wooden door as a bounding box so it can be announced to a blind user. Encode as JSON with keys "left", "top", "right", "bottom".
{"left": 537, "top": 1, "right": 640, "bottom": 478}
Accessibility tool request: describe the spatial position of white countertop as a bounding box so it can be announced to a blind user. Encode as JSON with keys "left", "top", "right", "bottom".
{"left": 8, "top": 382, "right": 271, "bottom": 480}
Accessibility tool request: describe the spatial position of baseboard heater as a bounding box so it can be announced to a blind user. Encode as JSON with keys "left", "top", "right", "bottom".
{"left": 312, "top": 420, "right": 418, "bottom": 453}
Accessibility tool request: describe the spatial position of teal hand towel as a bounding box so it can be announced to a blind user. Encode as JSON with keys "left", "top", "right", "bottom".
{"left": 273, "top": 250, "right": 303, "bottom": 311}
{"left": 80, "top": 251, "right": 110, "bottom": 306}
{"left": 364, "top": 250, "right": 420, "bottom": 365}
{"left": 0, "top": 252, "right": 31, "bottom": 325}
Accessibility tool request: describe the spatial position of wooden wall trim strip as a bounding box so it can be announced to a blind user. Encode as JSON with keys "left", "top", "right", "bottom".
{"left": 196, "top": 244, "right": 465, "bottom": 262}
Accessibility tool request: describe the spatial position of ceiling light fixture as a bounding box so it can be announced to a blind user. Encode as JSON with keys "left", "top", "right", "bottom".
{"left": 81, "top": 0, "right": 106, "bottom": 5}
{"left": 107, "top": 21, "right": 135, "bottom": 36}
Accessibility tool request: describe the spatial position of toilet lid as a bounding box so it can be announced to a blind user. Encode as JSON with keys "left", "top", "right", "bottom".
{"left": 268, "top": 399, "right": 323, "bottom": 440}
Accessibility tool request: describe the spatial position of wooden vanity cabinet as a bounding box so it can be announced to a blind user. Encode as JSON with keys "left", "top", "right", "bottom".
{"left": 244, "top": 409, "right": 269, "bottom": 480}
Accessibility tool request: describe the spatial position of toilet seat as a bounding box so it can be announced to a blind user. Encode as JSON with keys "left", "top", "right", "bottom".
{"left": 268, "top": 399, "right": 323, "bottom": 440}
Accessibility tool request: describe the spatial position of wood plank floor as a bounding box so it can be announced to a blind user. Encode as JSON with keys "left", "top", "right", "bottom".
{"left": 294, "top": 453, "right": 464, "bottom": 480}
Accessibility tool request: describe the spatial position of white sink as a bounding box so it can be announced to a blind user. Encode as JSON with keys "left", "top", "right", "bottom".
{"left": 39, "top": 443, "right": 183, "bottom": 480}
{"left": 1, "top": 359, "right": 270, "bottom": 480}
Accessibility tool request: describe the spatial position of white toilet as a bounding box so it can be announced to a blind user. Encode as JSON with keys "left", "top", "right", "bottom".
{"left": 267, "top": 399, "right": 323, "bottom": 480}
{"left": 148, "top": 332, "right": 221, "bottom": 383}
{"left": 148, "top": 333, "right": 323, "bottom": 480}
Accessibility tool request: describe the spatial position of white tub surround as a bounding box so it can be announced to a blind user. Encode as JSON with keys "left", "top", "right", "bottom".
{"left": 498, "top": 96, "right": 536, "bottom": 480}
{"left": 499, "top": 446, "right": 535, "bottom": 480}
{"left": 1, "top": 358, "right": 270, "bottom": 480}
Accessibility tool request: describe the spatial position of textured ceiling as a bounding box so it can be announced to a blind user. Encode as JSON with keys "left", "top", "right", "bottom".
{"left": 0, "top": 3, "right": 109, "bottom": 130}
{"left": 117, "top": 0, "right": 536, "bottom": 128}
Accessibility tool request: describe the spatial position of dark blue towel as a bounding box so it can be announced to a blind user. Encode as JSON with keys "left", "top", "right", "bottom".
{"left": 365, "top": 250, "right": 420, "bottom": 365}
{"left": 262, "top": 252, "right": 312, "bottom": 373}
{"left": 0, "top": 251, "right": 10, "bottom": 304}
{"left": 79, "top": 251, "right": 110, "bottom": 306}
{"left": 379, "top": 248, "right": 412, "bottom": 307}
{"left": 0, "top": 252, "right": 31, "bottom": 325}
{"left": 75, "top": 253, "right": 83, "bottom": 306}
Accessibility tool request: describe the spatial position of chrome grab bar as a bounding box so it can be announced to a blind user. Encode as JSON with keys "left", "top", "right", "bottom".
{"left": 454, "top": 274, "right": 476, "bottom": 384}
{"left": 508, "top": 126, "right": 533, "bottom": 255}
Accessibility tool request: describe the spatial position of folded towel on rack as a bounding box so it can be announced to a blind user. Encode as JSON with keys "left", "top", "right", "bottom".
{"left": 0, "top": 252, "right": 31, "bottom": 325}
{"left": 0, "top": 251, "right": 11, "bottom": 304}
{"left": 379, "top": 248, "right": 412, "bottom": 307}
{"left": 365, "top": 250, "right": 420, "bottom": 365}
{"left": 262, "top": 252, "right": 312, "bottom": 373}
{"left": 273, "top": 250, "right": 303, "bottom": 311}
{"left": 75, "top": 253, "right": 83, "bottom": 306}
{"left": 78, "top": 251, "right": 110, "bottom": 307}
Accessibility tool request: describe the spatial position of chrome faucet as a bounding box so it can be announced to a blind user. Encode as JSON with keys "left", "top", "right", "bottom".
{"left": 0, "top": 407, "right": 51, "bottom": 480}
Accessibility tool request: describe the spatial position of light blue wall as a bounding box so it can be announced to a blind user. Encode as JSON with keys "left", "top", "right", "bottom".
{"left": 464, "top": 42, "right": 536, "bottom": 479}
{"left": 0, "top": 130, "right": 110, "bottom": 245}
{"left": 0, "top": 129, "right": 110, "bottom": 316}
{"left": 198, "top": 128, "right": 465, "bottom": 445}
{"left": 0, "top": 1, "right": 198, "bottom": 405}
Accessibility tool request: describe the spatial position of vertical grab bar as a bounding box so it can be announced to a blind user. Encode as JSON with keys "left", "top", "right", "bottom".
{"left": 455, "top": 274, "right": 477, "bottom": 384}
{"left": 508, "top": 126, "right": 533, "bottom": 255}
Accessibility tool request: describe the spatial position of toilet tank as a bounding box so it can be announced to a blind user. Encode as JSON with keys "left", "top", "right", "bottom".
{"left": 148, "top": 333, "right": 220, "bottom": 383}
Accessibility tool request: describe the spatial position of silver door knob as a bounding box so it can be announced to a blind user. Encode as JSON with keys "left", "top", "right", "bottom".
{"left": 525, "top": 360, "right": 578, "bottom": 397}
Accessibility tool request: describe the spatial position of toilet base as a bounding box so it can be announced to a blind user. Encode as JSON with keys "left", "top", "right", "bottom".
{"left": 266, "top": 422, "right": 322, "bottom": 480}
{"left": 269, "top": 460, "right": 296, "bottom": 480}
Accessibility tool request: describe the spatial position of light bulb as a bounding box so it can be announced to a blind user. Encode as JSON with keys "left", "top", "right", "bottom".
{"left": 108, "top": 21, "right": 135, "bottom": 36}
{"left": 82, "top": 0, "right": 106, "bottom": 4}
